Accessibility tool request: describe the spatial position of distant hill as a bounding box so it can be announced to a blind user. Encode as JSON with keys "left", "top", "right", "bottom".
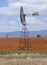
{"left": 0, "top": 30, "right": 47, "bottom": 38}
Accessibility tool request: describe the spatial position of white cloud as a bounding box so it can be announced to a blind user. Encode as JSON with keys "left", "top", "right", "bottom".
{"left": 8, "top": 0, "right": 20, "bottom": 3}
{"left": 0, "top": 26, "right": 21, "bottom": 32}
{"left": 0, "top": 20, "right": 21, "bottom": 32}
{"left": 21, "top": 0, "right": 47, "bottom": 3}
{"left": 26, "top": 17, "right": 47, "bottom": 31}
{"left": 0, "top": 2, "right": 27, "bottom": 15}
{"left": 0, "top": 0, "right": 47, "bottom": 15}
{"left": 26, "top": 17, "right": 41, "bottom": 24}
{"left": 8, "top": 0, "right": 16, "bottom": 3}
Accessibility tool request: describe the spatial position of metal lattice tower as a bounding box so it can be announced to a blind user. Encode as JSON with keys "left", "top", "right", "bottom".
{"left": 19, "top": 25, "right": 31, "bottom": 50}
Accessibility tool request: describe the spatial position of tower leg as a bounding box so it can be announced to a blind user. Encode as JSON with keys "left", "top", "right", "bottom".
{"left": 19, "top": 25, "right": 31, "bottom": 50}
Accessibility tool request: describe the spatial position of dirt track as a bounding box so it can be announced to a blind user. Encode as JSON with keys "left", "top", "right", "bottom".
{"left": 0, "top": 38, "right": 47, "bottom": 51}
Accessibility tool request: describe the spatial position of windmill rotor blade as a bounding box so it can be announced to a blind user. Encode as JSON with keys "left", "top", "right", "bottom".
{"left": 20, "top": 6, "right": 26, "bottom": 26}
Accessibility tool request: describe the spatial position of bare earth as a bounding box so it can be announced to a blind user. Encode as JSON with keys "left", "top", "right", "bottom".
{"left": 0, "top": 54, "right": 47, "bottom": 65}
{"left": 0, "top": 38, "right": 47, "bottom": 51}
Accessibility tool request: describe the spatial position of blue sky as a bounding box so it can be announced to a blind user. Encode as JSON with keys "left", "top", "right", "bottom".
{"left": 0, "top": 0, "right": 8, "bottom": 7}
{"left": 0, "top": 0, "right": 47, "bottom": 32}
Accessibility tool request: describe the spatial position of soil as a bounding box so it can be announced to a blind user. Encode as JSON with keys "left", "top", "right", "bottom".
{"left": 0, "top": 38, "right": 47, "bottom": 51}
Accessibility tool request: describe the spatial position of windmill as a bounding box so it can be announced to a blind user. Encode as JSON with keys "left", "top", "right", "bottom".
{"left": 19, "top": 6, "right": 39, "bottom": 50}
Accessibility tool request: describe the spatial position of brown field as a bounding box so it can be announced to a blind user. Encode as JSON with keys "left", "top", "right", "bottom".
{"left": 0, "top": 38, "right": 47, "bottom": 51}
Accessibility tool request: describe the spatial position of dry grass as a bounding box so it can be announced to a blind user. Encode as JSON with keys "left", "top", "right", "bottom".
{"left": 0, "top": 53, "right": 47, "bottom": 65}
